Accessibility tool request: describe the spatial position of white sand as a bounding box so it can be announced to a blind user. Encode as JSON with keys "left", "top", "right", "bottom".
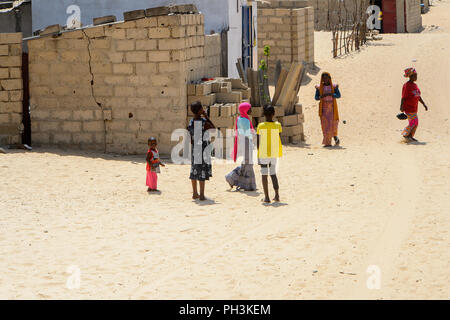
{"left": 0, "top": 1, "right": 449, "bottom": 299}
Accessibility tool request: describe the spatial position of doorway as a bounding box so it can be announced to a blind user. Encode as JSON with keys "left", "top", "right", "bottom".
{"left": 242, "top": 4, "right": 253, "bottom": 71}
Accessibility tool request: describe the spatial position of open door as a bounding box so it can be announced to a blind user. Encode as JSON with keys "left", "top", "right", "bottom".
{"left": 242, "top": 5, "right": 253, "bottom": 71}
{"left": 382, "top": 0, "right": 397, "bottom": 33}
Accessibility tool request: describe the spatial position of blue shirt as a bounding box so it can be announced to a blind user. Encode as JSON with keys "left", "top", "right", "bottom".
{"left": 237, "top": 117, "right": 253, "bottom": 138}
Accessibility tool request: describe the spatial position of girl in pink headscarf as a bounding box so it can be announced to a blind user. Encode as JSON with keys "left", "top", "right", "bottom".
{"left": 225, "top": 103, "right": 257, "bottom": 191}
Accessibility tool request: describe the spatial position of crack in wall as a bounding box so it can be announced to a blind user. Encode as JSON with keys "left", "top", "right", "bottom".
{"left": 81, "top": 29, "right": 108, "bottom": 153}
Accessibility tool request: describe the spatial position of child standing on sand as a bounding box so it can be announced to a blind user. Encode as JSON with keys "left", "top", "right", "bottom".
{"left": 146, "top": 137, "right": 165, "bottom": 192}
{"left": 187, "top": 102, "right": 215, "bottom": 201}
{"left": 256, "top": 106, "right": 282, "bottom": 203}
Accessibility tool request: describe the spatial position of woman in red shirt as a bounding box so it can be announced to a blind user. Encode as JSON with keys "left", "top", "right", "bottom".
{"left": 400, "top": 68, "right": 429, "bottom": 142}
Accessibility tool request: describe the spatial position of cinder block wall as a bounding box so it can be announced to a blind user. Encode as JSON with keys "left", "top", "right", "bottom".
{"left": 0, "top": 33, "right": 23, "bottom": 146}
{"left": 257, "top": 2, "right": 314, "bottom": 81}
{"left": 28, "top": 13, "right": 206, "bottom": 155}
{"left": 405, "top": 0, "right": 422, "bottom": 32}
{"left": 203, "top": 34, "right": 221, "bottom": 78}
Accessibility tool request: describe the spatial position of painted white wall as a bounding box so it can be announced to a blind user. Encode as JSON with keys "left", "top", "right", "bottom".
{"left": 251, "top": 1, "right": 258, "bottom": 70}
{"left": 227, "top": 0, "right": 244, "bottom": 78}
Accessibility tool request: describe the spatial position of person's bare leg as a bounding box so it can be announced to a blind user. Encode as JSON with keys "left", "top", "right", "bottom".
{"left": 199, "top": 181, "right": 206, "bottom": 201}
{"left": 191, "top": 180, "right": 199, "bottom": 199}
{"left": 262, "top": 175, "right": 270, "bottom": 203}
{"left": 270, "top": 175, "right": 280, "bottom": 202}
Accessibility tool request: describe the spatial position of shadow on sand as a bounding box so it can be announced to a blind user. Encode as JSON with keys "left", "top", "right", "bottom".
{"left": 193, "top": 198, "right": 217, "bottom": 206}
{"left": 262, "top": 201, "right": 288, "bottom": 208}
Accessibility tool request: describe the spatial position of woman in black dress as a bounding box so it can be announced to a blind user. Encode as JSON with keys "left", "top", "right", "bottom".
{"left": 187, "top": 102, "right": 215, "bottom": 201}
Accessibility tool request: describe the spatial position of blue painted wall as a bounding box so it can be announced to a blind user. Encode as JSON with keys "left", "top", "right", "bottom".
{"left": 32, "top": 0, "right": 229, "bottom": 34}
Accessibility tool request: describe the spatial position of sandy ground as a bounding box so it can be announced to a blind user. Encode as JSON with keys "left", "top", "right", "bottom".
{"left": 1, "top": 1, "right": 449, "bottom": 300}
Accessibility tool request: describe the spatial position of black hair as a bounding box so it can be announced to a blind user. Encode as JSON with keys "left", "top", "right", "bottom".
{"left": 148, "top": 137, "right": 157, "bottom": 143}
{"left": 263, "top": 105, "right": 275, "bottom": 117}
{"left": 190, "top": 101, "right": 203, "bottom": 115}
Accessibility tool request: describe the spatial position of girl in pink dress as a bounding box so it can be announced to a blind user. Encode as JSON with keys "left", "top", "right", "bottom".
{"left": 146, "top": 137, "right": 165, "bottom": 192}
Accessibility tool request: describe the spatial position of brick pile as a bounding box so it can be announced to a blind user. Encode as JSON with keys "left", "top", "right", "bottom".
{"left": 0, "top": 32, "right": 23, "bottom": 146}
{"left": 257, "top": 1, "right": 314, "bottom": 81}
{"left": 27, "top": 6, "right": 212, "bottom": 155}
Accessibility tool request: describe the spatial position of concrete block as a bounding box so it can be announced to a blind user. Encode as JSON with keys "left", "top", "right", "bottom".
{"left": 113, "top": 63, "right": 134, "bottom": 74}
{"left": 210, "top": 117, "right": 233, "bottom": 128}
{"left": 0, "top": 56, "right": 21, "bottom": 67}
{"left": 124, "top": 9, "right": 146, "bottom": 21}
{"left": 84, "top": 26, "right": 105, "bottom": 38}
{"left": 0, "top": 91, "right": 8, "bottom": 101}
{"left": 278, "top": 114, "right": 299, "bottom": 126}
{"left": 0, "top": 33, "right": 22, "bottom": 44}
{"left": 148, "top": 27, "right": 171, "bottom": 39}
{"left": 148, "top": 50, "right": 170, "bottom": 62}
{"left": 116, "top": 39, "right": 136, "bottom": 51}
{"left": 209, "top": 104, "right": 220, "bottom": 117}
{"left": 125, "top": 51, "right": 147, "bottom": 63}
{"left": 40, "top": 24, "right": 61, "bottom": 36}
{"left": 281, "top": 124, "right": 302, "bottom": 137}
{"left": 0, "top": 79, "right": 23, "bottom": 90}
{"left": 187, "top": 94, "right": 216, "bottom": 107}
{"left": 9, "top": 90, "right": 23, "bottom": 102}
{"left": 157, "top": 15, "right": 182, "bottom": 27}
{"left": 145, "top": 6, "right": 170, "bottom": 17}
{"left": 195, "top": 83, "right": 212, "bottom": 96}
{"left": 126, "top": 28, "right": 148, "bottom": 39}
{"left": 215, "top": 91, "right": 242, "bottom": 103}
{"left": 93, "top": 15, "right": 117, "bottom": 26}
{"left": 136, "top": 39, "right": 157, "bottom": 50}
{"left": 0, "top": 45, "right": 8, "bottom": 56}
{"left": 187, "top": 84, "right": 196, "bottom": 96}
{"left": 0, "top": 68, "right": 8, "bottom": 79}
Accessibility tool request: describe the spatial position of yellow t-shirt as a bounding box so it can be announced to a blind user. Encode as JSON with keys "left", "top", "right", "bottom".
{"left": 256, "top": 121, "right": 283, "bottom": 159}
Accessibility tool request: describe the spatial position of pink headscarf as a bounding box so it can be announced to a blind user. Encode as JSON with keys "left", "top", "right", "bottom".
{"left": 232, "top": 103, "right": 254, "bottom": 162}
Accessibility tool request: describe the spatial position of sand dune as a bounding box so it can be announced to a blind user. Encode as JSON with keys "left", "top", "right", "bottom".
{"left": 0, "top": 1, "right": 449, "bottom": 299}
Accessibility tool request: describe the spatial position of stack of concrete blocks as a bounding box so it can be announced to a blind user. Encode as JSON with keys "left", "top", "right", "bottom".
{"left": 203, "top": 34, "right": 221, "bottom": 78}
{"left": 0, "top": 32, "right": 23, "bottom": 146}
{"left": 187, "top": 78, "right": 251, "bottom": 158}
{"left": 405, "top": 0, "right": 422, "bottom": 32}
{"left": 257, "top": 1, "right": 314, "bottom": 81}
{"left": 27, "top": 10, "right": 207, "bottom": 155}
{"left": 279, "top": 103, "right": 305, "bottom": 143}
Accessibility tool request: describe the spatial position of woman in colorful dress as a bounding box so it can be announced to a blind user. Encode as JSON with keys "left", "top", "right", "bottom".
{"left": 225, "top": 102, "right": 257, "bottom": 191}
{"left": 400, "top": 68, "right": 429, "bottom": 142}
{"left": 315, "top": 72, "right": 341, "bottom": 147}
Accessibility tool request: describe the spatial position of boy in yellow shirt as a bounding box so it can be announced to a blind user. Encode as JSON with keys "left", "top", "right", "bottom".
{"left": 256, "top": 105, "right": 282, "bottom": 203}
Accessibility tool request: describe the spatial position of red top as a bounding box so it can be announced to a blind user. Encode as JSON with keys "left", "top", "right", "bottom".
{"left": 402, "top": 81, "right": 421, "bottom": 114}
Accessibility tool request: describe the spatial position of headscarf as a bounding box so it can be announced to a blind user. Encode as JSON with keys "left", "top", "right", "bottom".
{"left": 404, "top": 67, "right": 417, "bottom": 78}
{"left": 232, "top": 103, "right": 254, "bottom": 162}
{"left": 317, "top": 72, "right": 339, "bottom": 121}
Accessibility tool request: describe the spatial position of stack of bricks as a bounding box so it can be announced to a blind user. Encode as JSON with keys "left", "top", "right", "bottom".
{"left": 27, "top": 7, "right": 208, "bottom": 155}
{"left": 187, "top": 78, "right": 252, "bottom": 156}
{"left": 0, "top": 32, "right": 23, "bottom": 146}
{"left": 257, "top": 1, "right": 314, "bottom": 81}
{"left": 203, "top": 34, "right": 221, "bottom": 78}
{"left": 279, "top": 103, "right": 305, "bottom": 144}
